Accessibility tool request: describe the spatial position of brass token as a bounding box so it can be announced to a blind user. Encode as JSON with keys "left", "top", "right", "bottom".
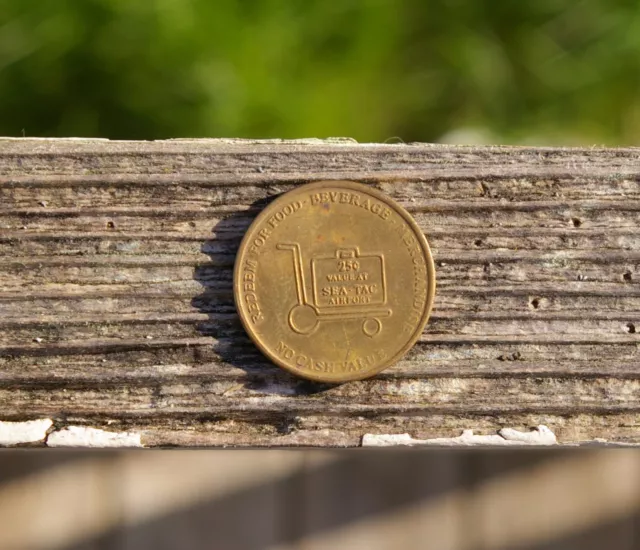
{"left": 233, "top": 181, "right": 435, "bottom": 382}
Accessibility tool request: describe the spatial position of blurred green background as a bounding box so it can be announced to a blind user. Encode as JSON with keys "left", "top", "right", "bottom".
{"left": 1, "top": 0, "right": 639, "bottom": 144}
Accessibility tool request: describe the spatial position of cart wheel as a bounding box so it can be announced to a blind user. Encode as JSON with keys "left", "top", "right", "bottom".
{"left": 362, "top": 318, "right": 381, "bottom": 337}
{"left": 288, "top": 304, "right": 318, "bottom": 334}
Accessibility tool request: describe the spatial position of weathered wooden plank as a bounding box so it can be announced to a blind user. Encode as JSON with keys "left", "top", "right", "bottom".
{"left": 0, "top": 138, "right": 639, "bottom": 447}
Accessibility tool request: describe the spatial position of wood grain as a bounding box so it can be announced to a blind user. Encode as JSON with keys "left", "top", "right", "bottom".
{"left": 1, "top": 138, "right": 639, "bottom": 447}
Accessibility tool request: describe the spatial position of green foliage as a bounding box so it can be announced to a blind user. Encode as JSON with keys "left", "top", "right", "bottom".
{"left": 1, "top": 0, "right": 639, "bottom": 143}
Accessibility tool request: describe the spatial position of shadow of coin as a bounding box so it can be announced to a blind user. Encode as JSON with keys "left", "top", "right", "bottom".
{"left": 191, "top": 195, "right": 336, "bottom": 398}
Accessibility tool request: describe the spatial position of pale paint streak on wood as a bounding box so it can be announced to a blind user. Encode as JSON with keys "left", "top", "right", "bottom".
{"left": 0, "top": 138, "right": 639, "bottom": 447}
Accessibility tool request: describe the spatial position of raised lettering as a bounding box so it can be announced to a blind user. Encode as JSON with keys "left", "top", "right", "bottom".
{"left": 275, "top": 341, "right": 295, "bottom": 360}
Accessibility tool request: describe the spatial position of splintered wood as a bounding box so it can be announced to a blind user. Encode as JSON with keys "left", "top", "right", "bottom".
{"left": 0, "top": 138, "right": 639, "bottom": 447}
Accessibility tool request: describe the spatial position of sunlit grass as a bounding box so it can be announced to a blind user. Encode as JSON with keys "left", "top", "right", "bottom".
{"left": 1, "top": 0, "right": 639, "bottom": 144}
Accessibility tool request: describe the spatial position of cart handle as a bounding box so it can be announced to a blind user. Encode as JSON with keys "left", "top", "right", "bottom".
{"left": 276, "top": 242, "right": 309, "bottom": 306}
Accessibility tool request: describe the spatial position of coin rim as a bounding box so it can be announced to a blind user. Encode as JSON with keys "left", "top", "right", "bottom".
{"left": 233, "top": 180, "right": 436, "bottom": 383}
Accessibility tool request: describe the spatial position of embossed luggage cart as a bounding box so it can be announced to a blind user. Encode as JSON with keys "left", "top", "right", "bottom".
{"left": 277, "top": 243, "right": 391, "bottom": 337}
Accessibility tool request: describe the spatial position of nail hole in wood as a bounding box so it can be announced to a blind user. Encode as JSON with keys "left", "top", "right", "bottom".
{"left": 530, "top": 298, "right": 540, "bottom": 309}
{"left": 627, "top": 323, "right": 636, "bottom": 334}
{"left": 572, "top": 218, "right": 582, "bottom": 228}
{"left": 106, "top": 221, "right": 115, "bottom": 229}
{"left": 623, "top": 272, "right": 632, "bottom": 282}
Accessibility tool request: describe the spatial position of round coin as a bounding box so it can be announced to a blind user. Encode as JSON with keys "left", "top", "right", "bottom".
{"left": 233, "top": 181, "right": 435, "bottom": 382}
